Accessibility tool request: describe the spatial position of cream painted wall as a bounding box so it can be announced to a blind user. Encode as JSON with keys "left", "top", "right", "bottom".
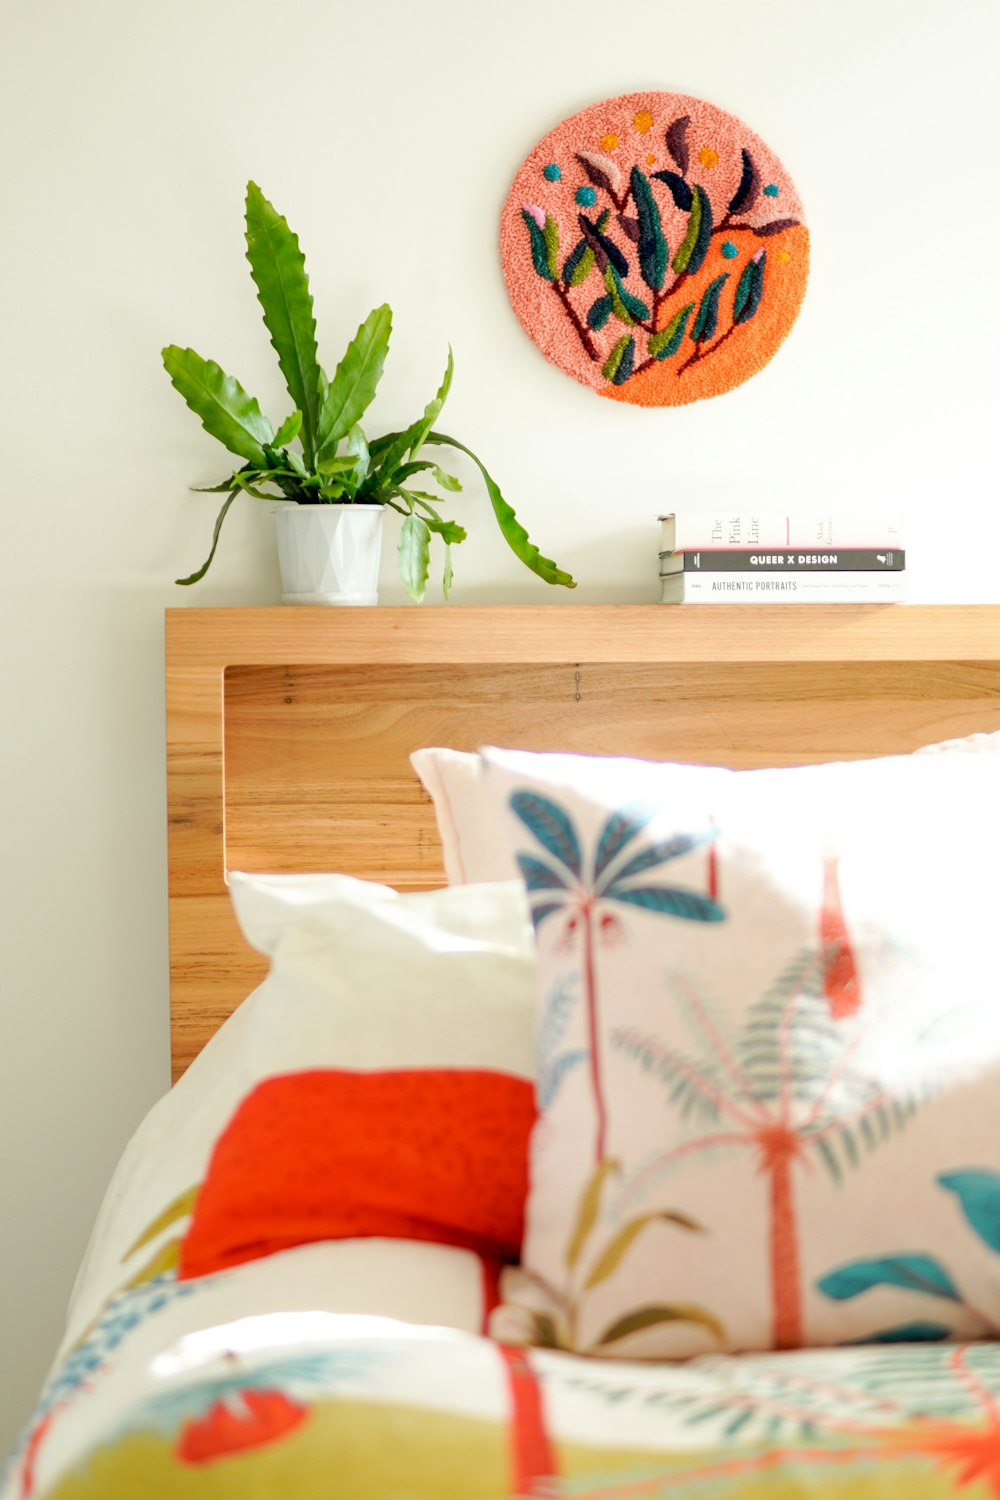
{"left": 2, "top": 0, "right": 998, "bottom": 1459}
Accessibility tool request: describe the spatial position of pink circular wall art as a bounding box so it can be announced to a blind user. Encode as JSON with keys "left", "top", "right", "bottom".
{"left": 499, "top": 91, "right": 809, "bottom": 406}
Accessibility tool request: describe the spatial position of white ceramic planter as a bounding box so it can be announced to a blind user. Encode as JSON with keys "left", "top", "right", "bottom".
{"left": 275, "top": 503, "right": 385, "bottom": 605}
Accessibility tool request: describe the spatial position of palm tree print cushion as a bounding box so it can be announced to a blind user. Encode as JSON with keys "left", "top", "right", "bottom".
{"left": 480, "top": 744, "right": 1000, "bottom": 1359}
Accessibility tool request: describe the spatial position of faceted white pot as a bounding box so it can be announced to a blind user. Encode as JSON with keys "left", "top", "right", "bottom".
{"left": 275, "top": 503, "right": 384, "bottom": 606}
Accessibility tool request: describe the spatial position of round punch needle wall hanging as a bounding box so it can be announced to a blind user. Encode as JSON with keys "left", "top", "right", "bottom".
{"left": 499, "top": 91, "right": 809, "bottom": 405}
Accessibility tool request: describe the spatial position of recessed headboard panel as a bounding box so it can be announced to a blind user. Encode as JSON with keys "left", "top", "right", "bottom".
{"left": 166, "top": 605, "right": 1000, "bottom": 1081}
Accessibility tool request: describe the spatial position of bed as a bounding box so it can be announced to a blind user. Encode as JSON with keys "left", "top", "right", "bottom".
{"left": 8, "top": 602, "right": 1000, "bottom": 1500}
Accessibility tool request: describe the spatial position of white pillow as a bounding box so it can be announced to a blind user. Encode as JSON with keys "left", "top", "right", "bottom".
{"left": 412, "top": 731, "right": 1000, "bottom": 886}
{"left": 62, "top": 875, "right": 535, "bottom": 1351}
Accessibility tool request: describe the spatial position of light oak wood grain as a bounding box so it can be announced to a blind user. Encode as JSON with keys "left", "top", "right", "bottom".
{"left": 166, "top": 605, "right": 1000, "bottom": 1081}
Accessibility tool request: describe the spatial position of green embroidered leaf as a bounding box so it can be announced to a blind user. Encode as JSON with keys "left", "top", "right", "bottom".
{"left": 315, "top": 304, "right": 392, "bottom": 461}
{"left": 425, "top": 432, "right": 576, "bottom": 589}
{"left": 604, "top": 265, "right": 650, "bottom": 326}
{"left": 162, "top": 346, "right": 274, "bottom": 466}
{"left": 648, "top": 302, "right": 695, "bottom": 360}
{"left": 691, "top": 274, "right": 730, "bottom": 343}
{"left": 566, "top": 1159, "right": 619, "bottom": 1270}
{"left": 603, "top": 334, "right": 634, "bottom": 386}
{"left": 733, "top": 252, "right": 766, "bottom": 325}
{"left": 630, "top": 167, "right": 668, "bottom": 291}
{"left": 522, "top": 209, "right": 556, "bottom": 280}
{"left": 583, "top": 1210, "right": 703, "bottom": 1290}
{"left": 244, "top": 182, "right": 323, "bottom": 467}
{"left": 542, "top": 214, "right": 560, "bottom": 280}
{"left": 938, "top": 1171, "right": 1000, "bottom": 1254}
{"left": 672, "top": 185, "right": 713, "bottom": 276}
{"left": 818, "top": 1255, "right": 963, "bottom": 1304}
{"left": 594, "top": 1302, "right": 724, "bottom": 1349}
{"left": 398, "top": 513, "right": 431, "bottom": 603}
{"left": 562, "top": 237, "right": 595, "bottom": 287}
{"left": 587, "top": 294, "right": 612, "bottom": 330}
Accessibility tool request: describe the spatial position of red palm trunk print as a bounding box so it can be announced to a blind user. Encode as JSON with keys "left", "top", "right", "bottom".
{"left": 764, "top": 1127, "right": 803, "bottom": 1349}
{"left": 499, "top": 1344, "right": 558, "bottom": 1496}
{"left": 820, "top": 856, "right": 861, "bottom": 1019}
{"left": 581, "top": 898, "right": 608, "bottom": 1164}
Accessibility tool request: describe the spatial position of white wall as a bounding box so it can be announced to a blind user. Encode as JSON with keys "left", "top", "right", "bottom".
{"left": 2, "top": 0, "right": 998, "bottom": 1457}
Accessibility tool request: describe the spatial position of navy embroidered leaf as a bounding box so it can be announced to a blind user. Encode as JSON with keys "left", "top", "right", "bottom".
{"left": 733, "top": 252, "right": 766, "bottom": 325}
{"left": 586, "top": 294, "right": 613, "bottom": 330}
{"left": 592, "top": 803, "right": 657, "bottom": 886}
{"left": 522, "top": 210, "right": 556, "bottom": 281}
{"left": 728, "top": 148, "right": 761, "bottom": 216}
{"left": 753, "top": 217, "right": 800, "bottom": 237}
{"left": 665, "top": 115, "right": 691, "bottom": 177}
{"left": 648, "top": 302, "right": 695, "bottom": 361}
{"left": 938, "top": 1171, "right": 1000, "bottom": 1254}
{"left": 817, "top": 1255, "right": 963, "bottom": 1304}
{"left": 606, "top": 886, "right": 725, "bottom": 921}
{"left": 607, "top": 831, "right": 715, "bottom": 887}
{"left": 691, "top": 273, "right": 730, "bottom": 343}
{"left": 602, "top": 334, "right": 635, "bottom": 387}
{"left": 510, "top": 791, "right": 583, "bottom": 878}
{"left": 672, "top": 185, "right": 713, "bottom": 276}
{"left": 650, "top": 169, "right": 693, "bottom": 212}
{"left": 579, "top": 214, "right": 628, "bottom": 277}
{"left": 630, "top": 168, "right": 668, "bottom": 292}
{"left": 516, "top": 854, "right": 571, "bottom": 894}
{"left": 853, "top": 1322, "right": 953, "bottom": 1345}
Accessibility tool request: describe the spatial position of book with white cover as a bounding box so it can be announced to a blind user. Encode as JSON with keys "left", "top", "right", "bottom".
{"left": 659, "top": 570, "right": 907, "bottom": 604}
{"left": 658, "top": 512, "right": 905, "bottom": 553}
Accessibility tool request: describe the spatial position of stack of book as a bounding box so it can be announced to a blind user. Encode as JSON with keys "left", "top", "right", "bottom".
{"left": 658, "top": 512, "right": 906, "bottom": 605}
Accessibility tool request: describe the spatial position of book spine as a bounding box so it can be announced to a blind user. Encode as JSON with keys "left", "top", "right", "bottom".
{"left": 661, "top": 548, "right": 905, "bottom": 574}
{"left": 659, "top": 571, "right": 907, "bottom": 604}
{"left": 658, "top": 512, "right": 905, "bottom": 552}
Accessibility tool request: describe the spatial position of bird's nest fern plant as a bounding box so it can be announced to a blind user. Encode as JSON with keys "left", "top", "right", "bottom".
{"left": 163, "top": 182, "right": 576, "bottom": 601}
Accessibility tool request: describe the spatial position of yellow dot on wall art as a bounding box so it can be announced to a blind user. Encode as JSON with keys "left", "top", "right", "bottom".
{"left": 499, "top": 89, "right": 809, "bottom": 406}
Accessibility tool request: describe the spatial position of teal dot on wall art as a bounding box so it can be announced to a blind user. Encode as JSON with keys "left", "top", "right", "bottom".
{"left": 721, "top": 240, "right": 739, "bottom": 259}
{"left": 543, "top": 163, "right": 561, "bottom": 181}
{"left": 764, "top": 183, "right": 780, "bottom": 197}
{"left": 575, "top": 185, "right": 597, "bottom": 206}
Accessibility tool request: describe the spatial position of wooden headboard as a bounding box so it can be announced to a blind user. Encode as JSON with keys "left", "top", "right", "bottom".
{"left": 166, "top": 604, "right": 1000, "bottom": 1082}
